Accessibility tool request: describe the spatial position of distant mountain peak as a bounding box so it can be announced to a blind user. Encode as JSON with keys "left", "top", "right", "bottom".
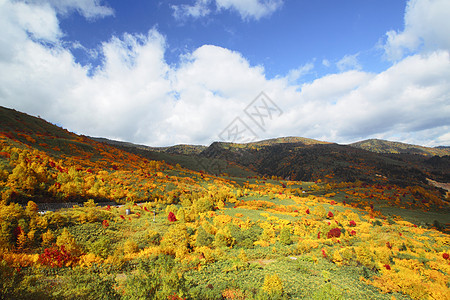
{"left": 349, "top": 138, "right": 450, "bottom": 156}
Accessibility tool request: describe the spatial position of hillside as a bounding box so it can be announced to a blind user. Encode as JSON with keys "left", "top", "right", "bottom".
{"left": 0, "top": 106, "right": 218, "bottom": 206}
{"left": 350, "top": 138, "right": 450, "bottom": 156}
{"left": 1, "top": 106, "right": 449, "bottom": 299}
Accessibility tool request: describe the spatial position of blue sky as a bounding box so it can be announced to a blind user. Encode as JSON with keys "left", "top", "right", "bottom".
{"left": 0, "top": 0, "right": 449, "bottom": 147}
{"left": 61, "top": 0, "right": 405, "bottom": 79}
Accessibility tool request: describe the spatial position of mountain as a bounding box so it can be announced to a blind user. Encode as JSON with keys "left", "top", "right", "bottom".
{"left": 90, "top": 137, "right": 255, "bottom": 178}
{"left": 92, "top": 130, "right": 449, "bottom": 188}
{"left": 244, "top": 136, "right": 330, "bottom": 147}
{"left": 199, "top": 139, "right": 450, "bottom": 188}
{"left": 91, "top": 137, "right": 207, "bottom": 155}
{"left": 1, "top": 105, "right": 448, "bottom": 203}
{"left": 350, "top": 138, "right": 450, "bottom": 156}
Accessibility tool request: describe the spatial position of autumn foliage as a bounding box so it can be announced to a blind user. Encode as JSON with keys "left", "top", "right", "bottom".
{"left": 38, "top": 245, "right": 79, "bottom": 268}
{"left": 168, "top": 211, "right": 177, "bottom": 222}
{"left": 0, "top": 107, "right": 449, "bottom": 299}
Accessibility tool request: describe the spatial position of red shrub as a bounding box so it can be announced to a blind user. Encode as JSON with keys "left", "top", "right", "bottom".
{"left": 102, "top": 220, "right": 109, "bottom": 228}
{"left": 327, "top": 211, "right": 334, "bottom": 218}
{"left": 38, "top": 246, "right": 78, "bottom": 268}
{"left": 443, "top": 253, "right": 449, "bottom": 260}
{"left": 384, "top": 264, "right": 391, "bottom": 270}
{"left": 327, "top": 228, "right": 341, "bottom": 239}
{"left": 306, "top": 209, "right": 310, "bottom": 214}
{"left": 168, "top": 293, "right": 186, "bottom": 300}
{"left": 168, "top": 212, "right": 177, "bottom": 222}
{"left": 349, "top": 220, "right": 356, "bottom": 227}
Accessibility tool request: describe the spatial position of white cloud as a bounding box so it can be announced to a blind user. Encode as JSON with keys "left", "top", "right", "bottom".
{"left": 0, "top": 0, "right": 449, "bottom": 147}
{"left": 171, "top": 0, "right": 283, "bottom": 21}
{"left": 322, "top": 59, "right": 330, "bottom": 67}
{"left": 384, "top": 0, "right": 450, "bottom": 61}
{"left": 172, "top": 0, "right": 211, "bottom": 20}
{"left": 216, "top": 0, "right": 283, "bottom": 20}
{"left": 336, "top": 53, "right": 361, "bottom": 72}
{"left": 22, "top": 0, "right": 114, "bottom": 19}
{"left": 285, "top": 63, "right": 314, "bottom": 83}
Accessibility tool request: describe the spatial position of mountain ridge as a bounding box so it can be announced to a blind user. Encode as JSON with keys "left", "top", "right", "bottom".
{"left": 1, "top": 105, "right": 448, "bottom": 187}
{"left": 2, "top": 105, "right": 448, "bottom": 156}
{"left": 350, "top": 138, "right": 450, "bottom": 156}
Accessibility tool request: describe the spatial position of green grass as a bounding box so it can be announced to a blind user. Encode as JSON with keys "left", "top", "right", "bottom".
{"left": 184, "top": 254, "right": 412, "bottom": 300}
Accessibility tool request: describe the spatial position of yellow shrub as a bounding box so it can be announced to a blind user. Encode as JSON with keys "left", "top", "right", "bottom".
{"left": 123, "top": 239, "right": 139, "bottom": 256}
{"left": 355, "top": 246, "right": 375, "bottom": 269}
{"left": 56, "top": 228, "right": 81, "bottom": 256}
{"left": 136, "top": 246, "right": 162, "bottom": 258}
{"left": 2, "top": 253, "right": 39, "bottom": 267}
{"left": 313, "top": 206, "right": 326, "bottom": 219}
{"left": 79, "top": 253, "right": 103, "bottom": 268}
{"left": 41, "top": 229, "right": 54, "bottom": 248}
{"left": 370, "top": 266, "right": 428, "bottom": 299}
{"left": 332, "top": 250, "right": 343, "bottom": 266}
{"left": 161, "top": 224, "right": 189, "bottom": 258}
{"left": 194, "top": 246, "right": 216, "bottom": 262}
{"left": 374, "top": 247, "right": 392, "bottom": 264}
{"left": 296, "top": 238, "right": 318, "bottom": 254}
{"left": 213, "top": 214, "right": 233, "bottom": 228}
{"left": 343, "top": 210, "right": 360, "bottom": 222}
{"left": 254, "top": 240, "right": 270, "bottom": 247}
{"left": 262, "top": 274, "right": 283, "bottom": 295}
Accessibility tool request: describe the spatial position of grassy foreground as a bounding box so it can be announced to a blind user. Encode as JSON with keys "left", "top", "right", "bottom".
{"left": 1, "top": 178, "right": 449, "bottom": 299}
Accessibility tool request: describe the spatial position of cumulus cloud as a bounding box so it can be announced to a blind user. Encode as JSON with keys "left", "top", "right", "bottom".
{"left": 171, "top": 0, "right": 283, "bottom": 21}
{"left": 384, "top": 0, "right": 450, "bottom": 61}
{"left": 21, "top": 0, "right": 114, "bottom": 19}
{"left": 0, "top": 0, "right": 449, "bottom": 147}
